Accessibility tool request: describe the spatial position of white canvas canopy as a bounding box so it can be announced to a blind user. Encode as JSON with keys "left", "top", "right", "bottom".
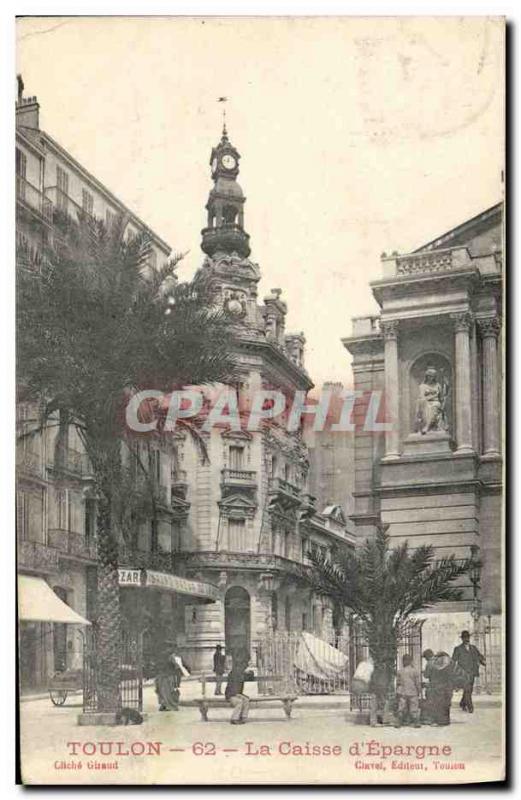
{"left": 293, "top": 631, "right": 348, "bottom": 679}
{"left": 18, "top": 575, "right": 91, "bottom": 625}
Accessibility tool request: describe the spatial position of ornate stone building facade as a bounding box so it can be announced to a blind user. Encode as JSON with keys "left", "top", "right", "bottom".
{"left": 174, "top": 126, "right": 355, "bottom": 671}
{"left": 15, "top": 82, "right": 186, "bottom": 690}
{"left": 343, "top": 203, "right": 503, "bottom": 656}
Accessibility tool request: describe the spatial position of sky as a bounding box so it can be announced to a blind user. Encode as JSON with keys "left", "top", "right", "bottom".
{"left": 16, "top": 16, "right": 504, "bottom": 388}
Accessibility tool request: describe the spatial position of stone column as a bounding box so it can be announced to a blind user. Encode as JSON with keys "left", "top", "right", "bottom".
{"left": 478, "top": 316, "right": 502, "bottom": 458}
{"left": 451, "top": 312, "right": 474, "bottom": 454}
{"left": 381, "top": 320, "right": 400, "bottom": 459}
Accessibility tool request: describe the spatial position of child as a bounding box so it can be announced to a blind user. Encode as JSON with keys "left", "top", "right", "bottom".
{"left": 395, "top": 654, "right": 422, "bottom": 728}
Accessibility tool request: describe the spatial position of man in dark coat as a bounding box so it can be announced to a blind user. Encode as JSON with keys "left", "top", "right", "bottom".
{"left": 213, "top": 645, "right": 226, "bottom": 695}
{"left": 452, "top": 630, "right": 486, "bottom": 713}
{"left": 225, "top": 653, "right": 250, "bottom": 725}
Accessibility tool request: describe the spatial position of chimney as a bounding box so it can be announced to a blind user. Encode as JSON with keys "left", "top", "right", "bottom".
{"left": 15, "top": 75, "right": 40, "bottom": 130}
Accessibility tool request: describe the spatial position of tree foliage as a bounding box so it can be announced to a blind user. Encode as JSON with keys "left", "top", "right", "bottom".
{"left": 305, "top": 522, "right": 473, "bottom": 672}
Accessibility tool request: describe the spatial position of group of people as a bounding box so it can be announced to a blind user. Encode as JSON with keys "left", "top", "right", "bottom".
{"left": 154, "top": 630, "right": 485, "bottom": 729}
{"left": 369, "top": 630, "right": 486, "bottom": 728}
{"left": 154, "top": 642, "right": 252, "bottom": 725}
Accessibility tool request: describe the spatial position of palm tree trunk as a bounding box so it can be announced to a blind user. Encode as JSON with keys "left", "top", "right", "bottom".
{"left": 94, "top": 489, "right": 122, "bottom": 712}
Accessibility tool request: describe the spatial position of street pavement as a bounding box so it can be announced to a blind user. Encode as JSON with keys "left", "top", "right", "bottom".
{"left": 19, "top": 686, "right": 504, "bottom": 785}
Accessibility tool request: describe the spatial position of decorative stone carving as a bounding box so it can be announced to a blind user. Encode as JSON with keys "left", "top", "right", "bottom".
{"left": 477, "top": 316, "right": 502, "bottom": 339}
{"left": 451, "top": 312, "right": 473, "bottom": 333}
{"left": 381, "top": 320, "right": 399, "bottom": 340}
{"left": 414, "top": 367, "right": 450, "bottom": 434}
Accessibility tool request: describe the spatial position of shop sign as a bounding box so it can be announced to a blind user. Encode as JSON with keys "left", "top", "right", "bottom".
{"left": 118, "top": 568, "right": 142, "bottom": 586}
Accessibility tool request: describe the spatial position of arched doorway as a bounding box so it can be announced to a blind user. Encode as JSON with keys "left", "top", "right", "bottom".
{"left": 225, "top": 586, "right": 251, "bottom": 662}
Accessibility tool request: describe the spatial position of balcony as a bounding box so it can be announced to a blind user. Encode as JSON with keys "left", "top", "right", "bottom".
{"left": 221, "top": 468, "right": 257, "bottom": 489}
{"left": 172, "top": 469, "right": 189, "bottom": 500}
{"left": 201, "top": 223, "right": 251, "bottom": 259}
{"left": 267, "top": 476, "right": 302, "bottom": 509}
{"left": 178, "top": 550, "right": 310, "bottom": 581}
{"left": 47, "top": 529, "right": 97, "bottom": 562}
{"left": 16, "top": 176, "right": 53, "bottom": 225}
{"left": 18, "top": 541, "right": 60, "bottom": 574}
{"left": 119, "top": 546, "right": 176, "bottom": 574}
{"left": 48, "top": 448, "right": 93, "bottom": 478}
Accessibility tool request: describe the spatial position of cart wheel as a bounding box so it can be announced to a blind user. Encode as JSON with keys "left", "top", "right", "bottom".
{"left": 50, "top": 689, "right": 68, "bottom": 706}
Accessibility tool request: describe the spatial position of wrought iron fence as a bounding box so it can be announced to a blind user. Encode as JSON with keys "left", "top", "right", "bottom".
{"left": 82, "top": 627, "right": 144, "bottom": 712}
{"left": 348, "top": 618, "right": 424, "bottom": 711}
{"left": 256, "top": 630, "right": 351, "bottom": 696}
{"left": 472, "top": 616, "right": 502, "bottom": 694}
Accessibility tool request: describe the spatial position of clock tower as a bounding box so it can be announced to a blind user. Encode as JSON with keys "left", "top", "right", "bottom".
{"left": 201, "top": 124, "right": 251, "bottom": 259}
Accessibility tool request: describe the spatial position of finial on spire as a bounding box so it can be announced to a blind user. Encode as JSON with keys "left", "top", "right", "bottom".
{"left": 218, "top": 96, "right": 229, "bottom": 140}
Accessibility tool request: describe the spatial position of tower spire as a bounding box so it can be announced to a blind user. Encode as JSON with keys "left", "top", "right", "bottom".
{"left": 218, "top": 96, "right": 229, "bottom": 141}
{"left": 201, "top": 113, "right": 251, "bottom": 259}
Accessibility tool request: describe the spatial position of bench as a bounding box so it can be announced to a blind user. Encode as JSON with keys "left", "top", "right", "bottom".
{"left": 195, "top": 674, "right": 297, "bottom": 720}
{"left": 199, "top": 674, "right": 283, "bottom": 697}
{"left": 194, "top": 695, "right": 298, "bottom": 721}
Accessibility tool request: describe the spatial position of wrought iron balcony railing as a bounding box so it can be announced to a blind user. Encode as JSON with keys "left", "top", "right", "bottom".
{"left": 18, "top": 540, "right": 60, "bottom": 573}
{"left": 16, "top": 176, "right": 53, "bottom": 223}
{"left": 47, "top": 528, "right": 97, "bottom": 562}
{"left": 48, "top": 448, "right": 93, "bottom": 478}
{"left": 118, "top": 546, "right": 176, "bottom": 574}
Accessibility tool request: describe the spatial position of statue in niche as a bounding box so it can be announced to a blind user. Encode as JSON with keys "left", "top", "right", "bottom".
{"left": 415, "top": 367, "right": 449, "bottom": 435}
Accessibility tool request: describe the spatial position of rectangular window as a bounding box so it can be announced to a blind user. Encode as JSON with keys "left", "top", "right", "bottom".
{"left": 16, "top": 148, "right": 27, "bottom": 201}
{"left": 16, "top": 148, "right": 27, "bottom": 178}
{"left": 171, "top": 521, "right": 181, "bottom": 553}
{"left": 148, "top": 449, "right": 161, "bottom": 483}
{"left": 228, "top": 518, "right": 246, "bottom": 551}
{"left": 283, "top": 530, "right": 291, "bottom": 559}
{"left": 105, "top": 208, "right": 115, "bottom": 231}
{"left": 82, "top": 189, "right": 94, "bottom": 216}
{"left": 56, "top": 166, "right": 69, "bottom": 213}
{"left": 84, "top": 499, "right": 96, "bottom": 541}
{"left": 229, "top": 446, "right": 243, "bottom": 470}
{"left": 301, "top": 537, "right": 308, "bottom": 563}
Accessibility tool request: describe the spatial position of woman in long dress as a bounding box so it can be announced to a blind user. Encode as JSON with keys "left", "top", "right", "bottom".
{"left": 422, "top": 649, "right": 454, "bottom": 726}
{"left": 154, "top": 644, "right": 183, "bottom": 711}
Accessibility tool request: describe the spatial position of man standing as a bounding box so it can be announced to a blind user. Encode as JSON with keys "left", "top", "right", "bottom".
{"left": 213, "top": 644, "right": 226, "bottom": 696}
{"left": 225, "top": 653, "right": 250, "bottom": 725}
{"left": 395, "top": 654, "right": 422, "bottom": 728}
{"left": 452, "top": 630, "right": 486, "bottom": 713}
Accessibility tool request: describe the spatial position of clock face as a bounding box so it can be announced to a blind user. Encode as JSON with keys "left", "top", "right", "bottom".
{"left": 221, "top": 154, "right": 237, "bottom": 170}
{"left": 211, "top": 157, "right": 218, "bottom": 173}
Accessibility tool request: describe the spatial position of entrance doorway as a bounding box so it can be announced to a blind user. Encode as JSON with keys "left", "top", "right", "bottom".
{"left": 225, "top": 586, "right": 251, "bottom": 662}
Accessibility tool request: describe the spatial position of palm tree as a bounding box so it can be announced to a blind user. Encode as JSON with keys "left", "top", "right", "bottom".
{"left": 17, "top": 211, "right": 238, "bottom": 712}
{"left": 305, "top": 522, "right": 473, "bottom": 685}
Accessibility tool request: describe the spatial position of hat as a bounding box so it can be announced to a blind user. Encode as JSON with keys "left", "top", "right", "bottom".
{"left": 460, "top": 630, "right": 470, "bottom": 639}
{"left": 422, "top": 649, "right": 434, "bottom": 659}
{"left": 215, "top": 644, "right": 222, "bottom": 650}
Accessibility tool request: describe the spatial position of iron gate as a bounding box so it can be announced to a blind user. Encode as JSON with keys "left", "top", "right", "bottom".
{"left": 472, "top": 616, "right": 502, "bottom": 694}
{"left": 83, "top": 627, "right": 144, "bottom": 712}
{"left": 349, "top": 618, "right": 424, "bottom": 711}
{"left": 256, "top": 630, "right": 351, "bottom": 696}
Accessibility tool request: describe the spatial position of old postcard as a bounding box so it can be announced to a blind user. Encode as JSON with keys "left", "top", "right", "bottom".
{"left": 15, "top": 15, "right": 505, "bottom": 785}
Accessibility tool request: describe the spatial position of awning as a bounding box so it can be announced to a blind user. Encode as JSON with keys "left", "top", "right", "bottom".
{"left": 118, "top": 568, "right": 219, "bottom": 603}
{"left": 146, "top": 570, "right": 220, "bottom": 602}
{"left": 18, "top": 575, "right": 91, "bottom": 625}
